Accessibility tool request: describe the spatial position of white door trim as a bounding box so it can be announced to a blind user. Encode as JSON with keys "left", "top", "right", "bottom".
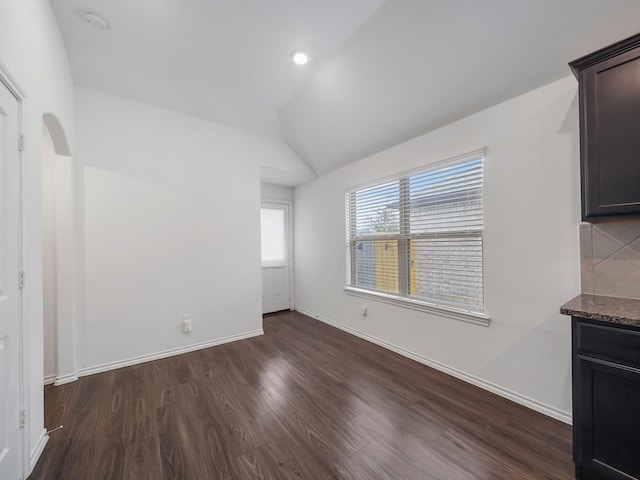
{"left": 0, "top": 62, "right": 27, "bottom": 101}
{"left": 261, "top": 199, "right": 294, "bottom": 311}
{"left": 0, "top": 64, "right": 27, "bottom": 480}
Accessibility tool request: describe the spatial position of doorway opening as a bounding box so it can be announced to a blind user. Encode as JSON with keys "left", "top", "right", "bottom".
{"left": 260, "top": 202, "right": 292, "bottom": 314}
{"left": 42, "top": 114, "right": 77, "bottom": 388}
{"left": 42, "top": 123, "right": 57, "bottom": 383}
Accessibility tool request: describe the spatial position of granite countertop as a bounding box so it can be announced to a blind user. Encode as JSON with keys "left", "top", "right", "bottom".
{"left": 561, "top": 294, "right": 640, "bottom": 327}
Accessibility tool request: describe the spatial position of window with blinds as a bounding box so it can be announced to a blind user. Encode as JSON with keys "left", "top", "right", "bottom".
{"left": 345, "top": 151, "right": 485, "bottom": 315}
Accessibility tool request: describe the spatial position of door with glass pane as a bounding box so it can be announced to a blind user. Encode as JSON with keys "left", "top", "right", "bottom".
{"left": 261, "top": 203, "right": 290, "bottom": 314}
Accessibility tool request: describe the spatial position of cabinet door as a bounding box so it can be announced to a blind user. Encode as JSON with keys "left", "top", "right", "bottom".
{"left": 581, "top": 45, "right": 640, "bottom": 220}
{"left": 575, "top": 355, "right": 640, "bottom": 479}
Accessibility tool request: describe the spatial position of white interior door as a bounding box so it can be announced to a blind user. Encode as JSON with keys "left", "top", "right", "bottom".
{"left": 261, "top": 203, "right": 290, "bottom": 314}
{"left": 0, "top": 80, "right": 22, "bottom": 479}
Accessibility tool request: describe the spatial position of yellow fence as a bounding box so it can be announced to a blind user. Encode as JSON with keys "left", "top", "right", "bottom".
{"left": 373, "top": 239, "right": 417, "bottom": 295}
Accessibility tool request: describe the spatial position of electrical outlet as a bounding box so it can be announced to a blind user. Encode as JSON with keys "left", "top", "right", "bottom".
{"left": 183, "top": 315, "right": 192, "bottom": 333}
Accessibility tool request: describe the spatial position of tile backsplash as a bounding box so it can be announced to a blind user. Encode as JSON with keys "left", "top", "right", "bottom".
{"left": 580, "top": 222, "right": 640, "bottom": 299}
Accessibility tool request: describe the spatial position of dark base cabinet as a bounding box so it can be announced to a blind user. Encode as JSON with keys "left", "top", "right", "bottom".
{"left": 572, "top": 318, "right": 640, "bottom": 479}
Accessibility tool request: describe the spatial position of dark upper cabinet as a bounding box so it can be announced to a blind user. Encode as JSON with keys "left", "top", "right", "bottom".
{"left": 570, "top": 34, "right": 640, "bottom": 221}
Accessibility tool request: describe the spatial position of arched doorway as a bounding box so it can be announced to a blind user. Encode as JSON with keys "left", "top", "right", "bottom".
{"left": 42, "top": 113, "right": 77, "bottom": 386}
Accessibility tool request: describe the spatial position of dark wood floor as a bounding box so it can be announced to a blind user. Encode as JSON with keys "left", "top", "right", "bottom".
{"left": 29, "top": 311, "right": 573, "bottom": 480}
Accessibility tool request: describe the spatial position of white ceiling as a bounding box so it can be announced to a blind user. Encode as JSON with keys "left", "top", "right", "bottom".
{"left": 281, "top": 0, "right": 640, "bottom": 175}
{"left": 52, "top": 0, "right": 640, "bottom": 180}
{"left": 51, "top": 0, "right": 386, "bottom": 137}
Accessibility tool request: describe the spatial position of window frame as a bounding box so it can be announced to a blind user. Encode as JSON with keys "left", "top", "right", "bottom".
{"left": 344, "top": 149, "right": 490, "bottom": 326}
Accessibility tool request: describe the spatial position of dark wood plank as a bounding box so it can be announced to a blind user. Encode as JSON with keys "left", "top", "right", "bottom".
{"left": 29, "top": 310, "right": 573, "bottom": 480}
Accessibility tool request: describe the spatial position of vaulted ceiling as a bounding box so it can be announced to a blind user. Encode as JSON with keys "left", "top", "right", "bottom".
{"left": 52, "top": 0, "right": 640, "bottom": 181}
{"left": 51, "top": 0, "right": 386, "bottom": 138}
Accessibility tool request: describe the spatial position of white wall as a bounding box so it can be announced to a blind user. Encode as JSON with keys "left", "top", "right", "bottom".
{"left": 261, "top": 183, "right": 294, "bottom": 202}
{"left": 295, "top": 76, "right": 581, "bottom": 421}
{"left": 75, "top": 88, "right": 310, "bottom": 372}
{"left": 0, "top": 0, "right": 75, "bottom": 474}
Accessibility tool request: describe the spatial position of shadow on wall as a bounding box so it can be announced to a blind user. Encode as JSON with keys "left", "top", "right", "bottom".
{"left": 43, "top": 113, "right": 71, "bottom": 156}
{"left": 476, "top": 315, "right": 573, "bottom": 421}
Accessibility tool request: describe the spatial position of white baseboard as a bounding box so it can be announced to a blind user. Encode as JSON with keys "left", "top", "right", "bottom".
{"left": 296, "top": 307, "right": 572, "bottom": 425}
{"left": 43, "top": 374, "right": 56, "bottom": 386}
{"left": 29, "top": 428, "right": 48, "bottom": 472}
{"left": 77, "top": 329, "right": 264, "bottom": 378}
{"left": 53, "top": 372, "right": 79, "bottom": 386}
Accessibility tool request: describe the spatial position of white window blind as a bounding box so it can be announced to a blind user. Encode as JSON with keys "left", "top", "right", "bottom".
{"left": 345, "top": 151, "right": 485, "bottom": 314}
{"left": 261, "top": 208, "right": 286, "bottom": 263}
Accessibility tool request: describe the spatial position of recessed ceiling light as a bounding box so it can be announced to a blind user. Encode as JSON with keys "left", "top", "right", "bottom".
{"left": 291, "top": 50, "right": 309, "bottom": 66}
{"left": 83, "top": 12, "right": 109, "bottom": 30}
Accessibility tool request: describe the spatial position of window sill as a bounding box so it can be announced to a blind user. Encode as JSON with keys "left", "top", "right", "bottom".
{"left": 343, "top": 287, "right": 491, "bottom": 327}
